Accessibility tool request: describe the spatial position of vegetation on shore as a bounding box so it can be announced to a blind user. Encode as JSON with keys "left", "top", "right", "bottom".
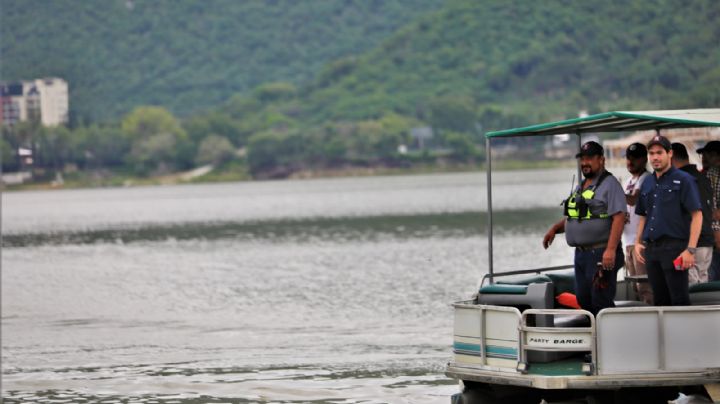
{"left": 4, "top": 158, "right": 576, "bottom": 191}
{"left": 2, "top": 0, "right": 718, "bottom": 188}
{"left": 1, "top": 0, "right": 444, "bottom": 122}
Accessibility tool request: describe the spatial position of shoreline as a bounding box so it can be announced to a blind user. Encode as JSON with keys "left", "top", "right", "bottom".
{"left": 2, "top": 160, "right": 574, "bottom": 192}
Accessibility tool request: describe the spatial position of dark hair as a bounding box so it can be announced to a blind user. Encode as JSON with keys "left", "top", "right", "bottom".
{"left": 671, "top": 142, "right": 689, "bottom": 160}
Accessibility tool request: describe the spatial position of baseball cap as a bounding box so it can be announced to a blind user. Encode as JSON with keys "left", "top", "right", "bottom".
{"left": 697, "top": 140, "right": 720, "bottom": 154}
{"left": 647, "top": 134, "right": 671, "bottom": 151}
{"left": 575, "top": 141, "right": 604, "bottom": 158}
{"left": 625, "top": 142, "right": 647, "bottom": 159}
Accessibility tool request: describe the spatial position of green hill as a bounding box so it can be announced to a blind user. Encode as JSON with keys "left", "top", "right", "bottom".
{"left": 0, "top": 0, "right": 444, "bottom": 121}
{"left": 3, "top": 0, "right": 720, "bottom": 181}
{"left": 298, "top": 0, "right": 720, "bottom": 125}
{"left": 4, "top": 0, "right": 717, "bottom": 125}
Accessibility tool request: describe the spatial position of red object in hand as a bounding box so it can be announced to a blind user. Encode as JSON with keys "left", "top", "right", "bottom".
{"left": 673, "top": 256, "right": 684, "bottom": 271}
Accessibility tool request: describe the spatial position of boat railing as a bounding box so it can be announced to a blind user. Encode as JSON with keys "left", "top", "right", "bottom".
{"left": 481, "top": 265, "right": 574, "bottom": 286}
{"left": 518, "top": 309, "right": 596, "bottom": 375}
{"left": 595, "top": 305, "right": 720, "bottom": 375}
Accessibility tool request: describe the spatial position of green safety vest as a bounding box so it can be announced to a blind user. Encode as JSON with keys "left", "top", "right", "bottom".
{"left": 564, "top": 171, "right": 610, "bottom": 220}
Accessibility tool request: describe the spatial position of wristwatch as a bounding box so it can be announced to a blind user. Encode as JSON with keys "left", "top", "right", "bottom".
{"left": 687, "top": 247, "right": 697, "bottom": 255}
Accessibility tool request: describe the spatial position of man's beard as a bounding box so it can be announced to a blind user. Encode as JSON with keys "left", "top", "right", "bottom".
{"left": 582, "top": 168, "right": 596, "bottom": 179}
{"left": 652, "top": 160, "right": 669, "bottom": 172}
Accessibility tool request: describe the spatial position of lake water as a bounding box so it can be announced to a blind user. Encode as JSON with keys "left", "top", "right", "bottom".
{"left": 2, "top": 169, "right": 576, "bottom": 403}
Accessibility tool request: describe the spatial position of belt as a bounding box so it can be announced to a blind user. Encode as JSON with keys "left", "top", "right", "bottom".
{"left": 576, "top": 242, "right": 607, "bottom": 251}
{"left": 645, "top": 237, "right": 685, "bottom": 247}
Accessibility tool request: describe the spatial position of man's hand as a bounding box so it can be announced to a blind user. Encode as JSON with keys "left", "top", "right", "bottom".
{"left": 602, "top": 247, "right": 615, "bottom": 270}
{"left": 543, "top": 229, "right": 555, "bottom": 249}
{"left": 677, "top": 250, "right": 695, "bottom": 270}
{"left": 634, "top": 243, "right": 646, "bottom": 264}
{"left": 543, "top": 220, "right": 565, "bottom": 249}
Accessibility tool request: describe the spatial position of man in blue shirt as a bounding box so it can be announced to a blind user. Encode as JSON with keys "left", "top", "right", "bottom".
{"left": 635, "top": 135, "right": 703, "bottom": 306}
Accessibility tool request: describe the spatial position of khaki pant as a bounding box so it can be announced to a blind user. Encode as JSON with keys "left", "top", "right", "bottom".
{"left": 625, "top": 245, "right": 653, "bottom": 305}
{"left": 688, "top": 246, "right": 713, "bottom": 285}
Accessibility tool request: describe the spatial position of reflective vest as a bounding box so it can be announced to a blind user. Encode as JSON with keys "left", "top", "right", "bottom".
{"left": 563, "top": 171, "right": 611, "bottom": 220}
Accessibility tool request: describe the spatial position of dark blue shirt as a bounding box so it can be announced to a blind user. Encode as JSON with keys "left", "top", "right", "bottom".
{"left": 635, "top": 166, "right": 702, "bottom": 242}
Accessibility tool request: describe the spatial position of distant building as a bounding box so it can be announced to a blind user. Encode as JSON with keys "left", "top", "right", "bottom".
{"left": 410, "top": 126, "right": 434, "bottom": 149}
{"left": 0, "top": 77, "right": 69, "bottom": 126}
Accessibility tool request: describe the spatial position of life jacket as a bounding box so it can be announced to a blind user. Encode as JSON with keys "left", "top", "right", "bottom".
{"left": 563, "top": 170, "right": 611, "bottom": 220}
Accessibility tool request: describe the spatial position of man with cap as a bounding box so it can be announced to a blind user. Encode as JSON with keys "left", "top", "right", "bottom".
{"left": 622, "top": 142, "right": 653, "bottom": 303}
{"left": 671, "top": 142, "right": 714, "bottom": 284}
{"left": 543, "top": 141, "right": 626, "bottom": 315}
{"left": 697, "top": 140, "right": 720, "bottom": 281}
{"left": 635, "top": 135, "right": 703, "bottom": 306}
{"left": 697, "top": 140, "right": 720, "bottom": 174}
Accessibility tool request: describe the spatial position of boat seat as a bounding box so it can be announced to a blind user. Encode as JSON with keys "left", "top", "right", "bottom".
{"left": 614, "top": 300, "right": 650, "bottom": 308}
{"left": 689, "top": 280, "right": 720, "bottom": 305}
{"left": 553, "top": 313, "right": 590, "bottom": 328}
{"left": 488, "top": 270, "right": 575, "bottom": 310}
{"left": 479, "top": 284, "right": 530, "bottom": 294}
{"left": 497, "top": 274, "right": 552, "bottom": 286}
{"left": 477, "top": 282, "right": 554, "bottom": 310}
{"left": 545, "top": 271, "right": 575, "bottom": 295}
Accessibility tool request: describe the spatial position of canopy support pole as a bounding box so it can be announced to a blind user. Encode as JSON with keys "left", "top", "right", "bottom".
{"left": 486, "top": 136, "right": 494, "bottom": 283}
{"left": 576, "top": 132, "right": 582, "bottom": 181}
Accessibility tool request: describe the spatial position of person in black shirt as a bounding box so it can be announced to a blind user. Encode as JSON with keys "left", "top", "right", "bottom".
{"left": 671, "top": 142, "right": 714, "bottom": 284}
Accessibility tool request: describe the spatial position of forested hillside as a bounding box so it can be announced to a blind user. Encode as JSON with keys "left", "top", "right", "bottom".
{"left": 298, "top": 0, "right": 720, "bottom": 124}
{"left": 1, "top": 0, "right": 444, "bottom": 121}
{"left": 2, "top": 0, "right": 719, "bottom": 182}
{"left": 3, "top": 0, "right": 718, "bottom": 124}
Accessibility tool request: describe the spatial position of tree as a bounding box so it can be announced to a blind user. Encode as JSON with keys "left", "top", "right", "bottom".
{"left": 444, "top": 131, "right": 477, "bottom": 162}
{"left": 353, "top": 114, "right": 415, "bottom": 161}
{"left": 0, "top": 136, "right": 15, "bottom": 171}
{"left": 252, "top": 82, "right": 297, "bottom": 104}
{"left": 184, "top": 112, "right": 244, "bottom": 146}
{"left": 36, "top": 125, "right": 73, "bottom": 174}
{"left": 121, "top": 106, "right": 186, "bottom": 141}
{"left": 128, "top": 132, "right": 179, "bottom": 175}
{"left": 427, "top": 96, "right": 477, "bottom": 133}
{"left": 246, "top": 129, "right": 308, "bottom": 177}
{"left": 120, "top": 106, "right": 190, "bottom": 173}
{"left": 246, "top": 131, "right": 286, "bottom": 175}
{"left": 195, "top": 135, "right": 236, "bottom": 166}
{"left": 70, "top": 125, "right": 130, "bottom": 169}
{"left": 223, "top": 95, "right": 263, "bottom": 120}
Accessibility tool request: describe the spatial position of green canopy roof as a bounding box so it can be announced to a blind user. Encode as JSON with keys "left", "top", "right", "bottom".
{"left": 485, "top": 109, "right": 720, "bottom": 138}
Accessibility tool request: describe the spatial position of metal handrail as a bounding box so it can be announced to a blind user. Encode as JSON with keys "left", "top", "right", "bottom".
{"left": 480, "top": 265, "right": 574, "bottom": 286}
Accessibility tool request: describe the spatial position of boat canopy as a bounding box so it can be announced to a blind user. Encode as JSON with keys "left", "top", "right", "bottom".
{"left": 485, "top": 109, "right": 720, "bottom": 138}
{"left": 482, "top": 108, "right": 720, "bottom": 279}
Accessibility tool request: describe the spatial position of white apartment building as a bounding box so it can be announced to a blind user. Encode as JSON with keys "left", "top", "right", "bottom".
{"left": 1, "top": 77, "right": 69, "bottom": 126}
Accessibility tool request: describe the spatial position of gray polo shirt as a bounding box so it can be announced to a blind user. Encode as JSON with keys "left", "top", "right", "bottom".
{"left": 565, "top": 171, "right": 627, "bottom": 247}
